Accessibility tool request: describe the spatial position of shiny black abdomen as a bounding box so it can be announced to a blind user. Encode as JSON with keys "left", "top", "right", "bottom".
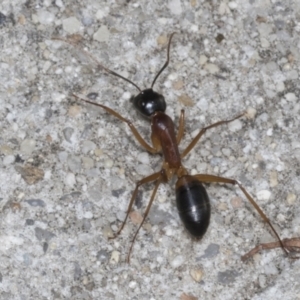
{"left": 176, "top": 176, "right": 211, "bottom": 238}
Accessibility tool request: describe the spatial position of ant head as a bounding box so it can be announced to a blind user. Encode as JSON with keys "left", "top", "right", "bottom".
{"left": 130, "top": 88, "right": 166, "bottom": 118}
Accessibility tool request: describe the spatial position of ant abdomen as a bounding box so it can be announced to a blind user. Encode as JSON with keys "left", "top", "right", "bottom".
{"left": 176, "top": 175, "right": 211, "bottom": 238}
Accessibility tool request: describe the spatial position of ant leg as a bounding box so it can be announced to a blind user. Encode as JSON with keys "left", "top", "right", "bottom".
{"left": 127, "top": 177, "right": 163, "bottom": 263}
{"left": 241, "top": 237, "right": 300, "bottom": 261}
{"left": 176, "top": 109, "right": 185, "bottom": 145}
{"left": 181, "top": 113, "right": 244, "bottom": 159}
{"left": 72, "top": 94, "right": 159, "bottom": 154}
{"left": 193, "top": 174, "right": 290, "bottom": 258}
{"left": 109, "top": 171, "right": 161, "bottom": 239}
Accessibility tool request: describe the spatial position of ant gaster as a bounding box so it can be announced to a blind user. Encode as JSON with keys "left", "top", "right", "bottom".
{"left": 56, "top": 33, "right": 297, "bottom": 262}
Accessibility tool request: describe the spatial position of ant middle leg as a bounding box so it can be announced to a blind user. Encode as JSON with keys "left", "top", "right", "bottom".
{"left": 193, "top": 174, "right": 290, "bottom": 258}
{"left": 72, "top": 94, "right": 160, "bottom": 154}
{"left": 181, "top": 113, "right": 245, "bottom": 159}
{"left": 109, "top": 171, "right": 162, "bottom": 239}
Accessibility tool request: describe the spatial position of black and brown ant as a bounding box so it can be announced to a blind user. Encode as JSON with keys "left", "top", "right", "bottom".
{"left": 54, "top": 33, "right": 299, "bottom": 262}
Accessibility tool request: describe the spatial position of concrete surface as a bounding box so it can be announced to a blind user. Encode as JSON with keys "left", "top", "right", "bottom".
{"left": 0, "top": 0, "right": 300, "bottom": 299}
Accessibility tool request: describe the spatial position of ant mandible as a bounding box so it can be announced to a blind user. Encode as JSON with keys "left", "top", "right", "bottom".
{"left": 55, "top": 33, "right": 297, "bottom": 263}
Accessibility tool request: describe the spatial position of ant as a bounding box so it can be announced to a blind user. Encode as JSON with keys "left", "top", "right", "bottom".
{"left": 54, "top": 33, "right": 299, "bottom": 263}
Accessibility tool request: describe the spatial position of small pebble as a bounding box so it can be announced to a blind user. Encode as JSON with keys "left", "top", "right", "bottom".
{"left": 228, "top": 1, "right": 238, "bottom": 10}
{"left": 219, "top": 2, "right": 230, "bottom": 15}
{"left": 35, "top": 227, "right": 55, "bottom": 241}
{"left": 261, "top": 37, "right": 270, "bottom": 48}
{"left": 25, "top": 199, "right": 46, "bottom": 207}
{"left": 190, "top": 268, "right": 203, "bottom": 282}
{"left": 82, "top": 140, "right": 97, "bottom": 154}
{"left": 172, "top": 80, "right": 184, "bottom": 90}
{"left": 26, "top": 219, "right": 35, "bottom": 226}
{"left": 104, "top": 159, "right": 114, "bottom": 168}
{"left": 180, "top": 294, "right": 198, "bottom": 300}
{"left": 204, "top": 63, "right": 219, "bottom": 74}
{"left": 157, "top": 35, "right": 168, "bottom": 46}
{"left": 96, "top": 9, "right": 108, "bottom": 20}
{"left": 87, "top": 92, "right": 99, "bottom": 100}
{"left": 82, "top": 157, "right": 94, "bottom": 169}
{"left": 3, "top": 155, "right": 15, "bottom": 165}
{"left": 51, "top": 92, "right": 65, "bottom": 103}
{"left": 264, "top": 262, "right": 279, "bottom": 275}
{"left": 128, "top": 281, "right": 137, "bottom": 289}
{"left": 228, "top": 119, "right": 243, "bottom": 132}
{"left": 58, "top": 151, "right": 68, "bottom": 163}
{"left": 63, "top": 127, "right": 74, "bottom": 143}
{"left": 55, "top": 0, "right": 64, "bottom": 7}
{"left": 170, "top": 255, "right": 185, "bottom": 268}
{"left": 16, "top": 165, "right": 44, "bottom": 185}
{"left": 217, "top": 269, "right": 239, "bottom": 284}
{"left": 269, "top": 170, "right": 278, "bottom": 187}
{"left": 94, "top": 148, "right": 103, "bottom": 157}
{"left": 217, "top": 202, "right": 228, "bottom": 211}
{"left": 178, "top": 94, "right": 194, "bottom": 107}
{"left": 110, "top": 251, "right": 120, "bottom": 264}
{"left": 190, "top": 0, "right": 197, "bottom": 6}
{"left": 97, "top": 249, "right": 109, "bottom": 262}
{"left": 0, "top": 145, "right": 13, "bottom": 155}
{"left": 199, "top": 54, "right": 208, "bottom": 65}
{"left": 201, "top": 243, "right": 220, "bottom": 259}
{"left": 277, "top": 213, "right": 285, "bottom": 222}
{"left": 137, "top": 152, "right": 150, "bottom": 164}
{"left": 68, "top": 105, "right": 81, "bottom": 117}
{"left": 20, "top": 139, "right": 36, "bottom": 155}
{"left": 196, "top": 97, "right": 209, "bottom": 112}
{"left": 37, "top": 10, "right": 55, "bottom": 25}
{"left": 266, "top": 128, "right": 273, "bottom": 136}
{"left": 135, "top": 164, "right": 152, "bottom": 176}
{"left": 221, "top": 148, "right": 231, "bottom": 157}
{"left": 245, "top": 107, "right": 256, "bottom": 119}
{"left": 129, "top": 211, "right": 143, "bottom": 225}
{"left": 230, "top": 197, "right": 243, "bottom": 208}
{"left": 83, "top": 211, "right": 93, "bottom": 219}
{"left": 63, "top": 17, "right": 81, "bottom": 34}
{"left": 168, "top": 0, "right": 182, "bottom": 15}
{"left": 276, "top": 82, "right": 285, "bottom": 92}
{"left": 65, "top": 172, "right": 76, "bottom": 188}
{"left": 259, "top": 274, "right": 266, "bottom": 288}
{"left": 285, "top": 92, "right": 297, "bottom": 101}
{"left": 93, "top": 25, "right": 110, "bottom": 42}
{"left": 286, "top": 193, "right": 296, "bottom": 205}
{"left": 257, "top": 190, "right": 271, "bottom": 202}
{"left": 67, "top": 155, "right": 81, "bottom": 173}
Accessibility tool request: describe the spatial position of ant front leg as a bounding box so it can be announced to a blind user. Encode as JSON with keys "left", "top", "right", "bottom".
{"left": 181, "top": 113, "right": 245, "bottom": 159}
{"left": 72, "top": 94, "right": 160, "bottom": 154}
{"left": 194, "top": 174, "right": 290, "bottom": 259}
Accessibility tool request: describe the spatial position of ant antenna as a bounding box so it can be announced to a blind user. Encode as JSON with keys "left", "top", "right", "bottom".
{"left": 52, "top": 36, "right": 142, "bottom": 93}
{"left": 53, "top": 32, "right": 176, "bottom": 93}
{"left": 151, "top": 32, "right": 176, "bottom": 89}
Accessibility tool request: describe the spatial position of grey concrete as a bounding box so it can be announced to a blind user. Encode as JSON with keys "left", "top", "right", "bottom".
{"left": 0, "top": 0, "right": 300, "bottom": 299}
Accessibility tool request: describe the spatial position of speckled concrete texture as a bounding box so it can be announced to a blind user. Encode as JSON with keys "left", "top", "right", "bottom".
{"left": 0, "top": 0, "right": 300, "bottom": 299}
